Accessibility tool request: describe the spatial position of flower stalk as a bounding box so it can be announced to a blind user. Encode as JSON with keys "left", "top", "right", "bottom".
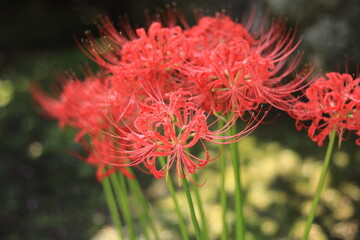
{"left": 192, "top": 173, "right": 209, "bottom": 239}
{"left": 218, "top": 120, "right": 228, "bottom": 240}
{"left": 126, "top": 176, "right": 151, "bottom": 240}
{"left": 160, "top": 157, "right": 190, "bottom": 240}
{"left": 302, "top": 129, "right": 337, "bottom": 240}
{"left": 181, "top": 168, "right": 201, "bottom": 240}
{"left": 109, "top": 172, "right": 136, "bottom": 240}
{"left": 126, "top": 168, "right": 160, "bottom": 240}
{"left": 230, "top": 123, "right": 246, "bottom": 240}
{"left": 102, "top": 176, "right": 124, "bottom": 240}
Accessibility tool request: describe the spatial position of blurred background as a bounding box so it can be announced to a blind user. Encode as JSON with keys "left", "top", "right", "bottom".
{"left": 0, "top": 0, "right": 359, "bottom": 239}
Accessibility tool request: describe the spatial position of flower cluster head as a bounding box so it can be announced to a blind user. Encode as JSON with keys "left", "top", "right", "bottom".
{"left": 103, "top": 89, "right": 213, "bottom": 179}
{"left": 289, "top": 72, "right": 360, "bottom": 146}
{"left": 32, "top": 9, "right": 309, "bottom": 180}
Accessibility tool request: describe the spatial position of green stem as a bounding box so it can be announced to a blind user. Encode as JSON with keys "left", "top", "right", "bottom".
{"left": 302, "top": 129, "right": 337, "bottom": 240}
{"left": 126, "top": 168, "right": 160, "bottom": 240}
{"left": 192, "top": 173, "right": 208, "bottom": 239}
{"left": 102, "top": 176, "right": 124, "bottom": 240}
{"left": 109, "top": 172, "right": 136, "bottom": 240}
{"left": 159, "top": 157, "right": 190, "bottom": 240}
{"left": 229, "top": 123, "right": 245, "bottom": 240}
{"left": 181, "top": 171, "right": 201, "bottom": 240}
{"left": 126, "top": 177, "right": 150, "bottom": 240}
{"left": 219, "top": 120, "right": 228, "bottom": 240}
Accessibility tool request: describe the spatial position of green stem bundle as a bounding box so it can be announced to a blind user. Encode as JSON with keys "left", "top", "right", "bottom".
{"left": 126, "top": 168, "right": 160, "bottom": 240}
{"left": 159, "top": 157, "right": 190, "bottom": 240}
{"left": 109, "top": 173, "right": 136, "bottom": 240}
{"left": 181, "top": 170, "right": 201, "bottom": 240}
{"left": 192, "top": 173, "right": 209, "bottom": 239}
{"left": 218, "top": 120, "right": 228, "bottom": 240}
{"left": 229, "top": 123, "right": 246, "bottom": 240}
{"left": 102, "top": 176, "right": 124, "bottom": 240}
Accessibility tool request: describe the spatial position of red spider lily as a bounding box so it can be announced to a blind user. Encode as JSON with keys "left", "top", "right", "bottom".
{"left": 290, "top": 72, "right": 360, "bottom": 146}
{"left": 180, "top": 14, "right": 311, "bottom": 116}
{"left": 78, "top": 18, "right": 190, "bottom": 98}
{"left": 184, "top": 14, "right": 254, "bottom": 63}
{"left": 75, "top": 136, "right": 135, "bottom": 182}
{"left": 31, "top": 72, "right": 139, "bottom": 181}
{"left": 185, "top": 42, "right": 272, "bottom": 114}
{"left": 31, "top": 73, "right": 137, "bottom": 141}
{"left": 351, "top": 110, "right": 360, "bottom": 145}
{"left": 95, "top": 88, "right": 261, "bottom": 179}
{"left": 94, "top": 88, "right": 212, "bottom": 179}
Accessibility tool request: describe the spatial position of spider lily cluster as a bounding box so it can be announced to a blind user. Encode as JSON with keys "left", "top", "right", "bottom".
{"left": 31, "top": 9, "right": 360, "bottom": 240}
{"left": 32, "top": 13, "right": 313, "bottom": 179}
